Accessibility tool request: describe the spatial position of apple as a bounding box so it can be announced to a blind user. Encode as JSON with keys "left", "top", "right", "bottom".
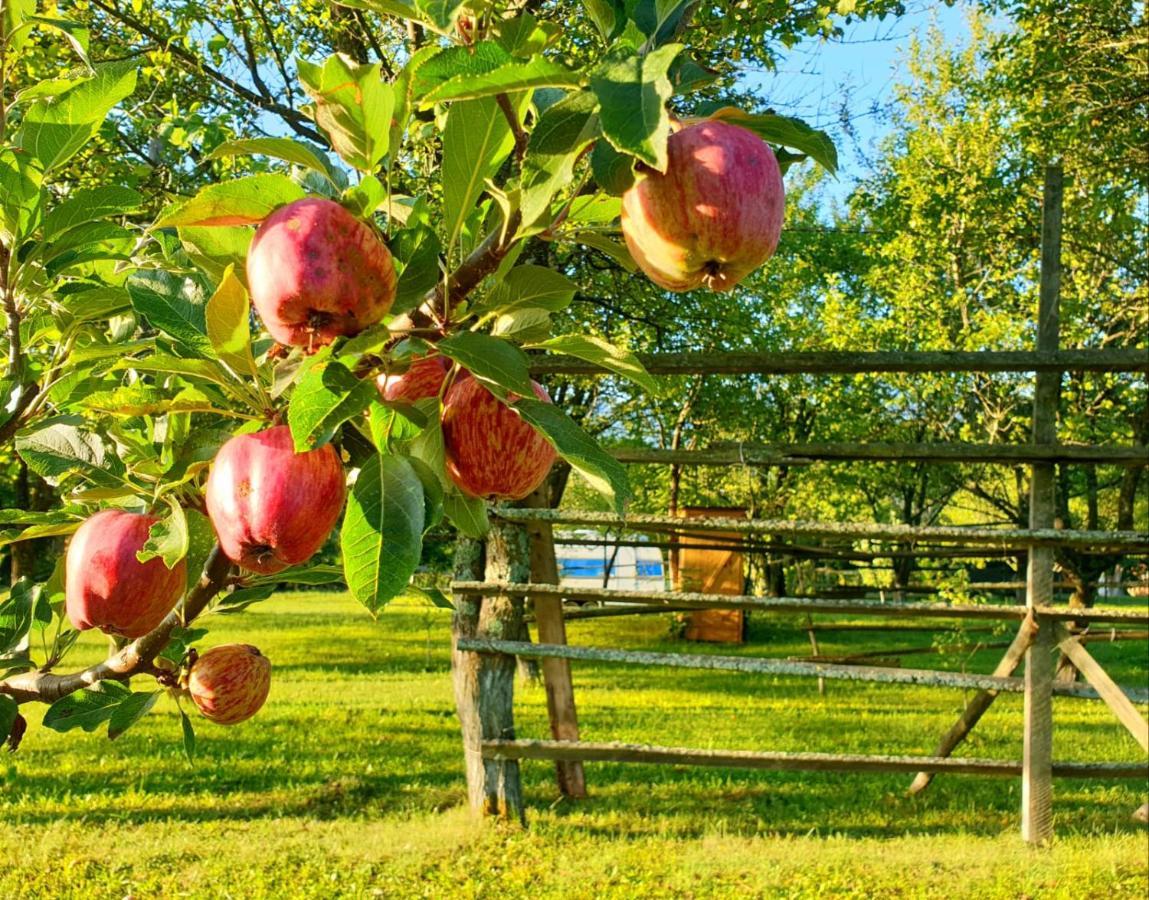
{"left": 205, "top": 426, "right": 346, "bottom": 574}
{"left": 65, "top": 509, "right": 187, "bottom": 639}
{"left": 376, "top": 355, "right": 450, "bottom": 403}
{"left": 247, "top": 197, "right": 397, "bottom": 346}
{"left": 188, "top": 644, "right": 271, "bottom": 725}
{"left": 620, "top": 119, "right": 785, "bottom": 292}
{"left": 441, "top": 376, "right": 556, "bottom": 501}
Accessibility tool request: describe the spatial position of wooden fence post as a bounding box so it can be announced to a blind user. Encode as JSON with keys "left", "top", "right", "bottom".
{"left": 524, "top": 487, "right": 587, "bottom": 798}
{"left": 451, "top": 520, "right": 531, "bottom": 823}
{"left": 1022, "top": 164, "right": 1063, "bottom": 845}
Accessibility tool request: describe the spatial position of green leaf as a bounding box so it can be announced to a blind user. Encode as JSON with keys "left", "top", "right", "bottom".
{"left": 16, "top": 417, "right": 125, "bottom": 488}
{"left": 16, "top": 62, "right": 137, "bottom": 171}
{"left": 1, "top": 0, "right": 35, "bottom": 50}
{"left": 206, "top": 266, "right": 258, "bottom": 378}
{"left": 492, "top": 307, "right": 551, "bottom": 341}
{"left": 29, "top": 16, "right": 93, "bottom": 68}
{"left": 216, "top": 583, "right": 277, "bottom": 615}
{"left": 527, "top": 334, "right": 660, "bottom": 394}
{"left": 42, "top": 681, "right": 129, "bottom": 733}
{"left": 591, "top": 139, "right": 636, "bottom": 195}
{"left": 390, "top": 223, "right": 442, "bottom": 313}
{"left": 155, "top": 174, "right": 305, "bottom": 227}
{"left": 42, "top": 186, "right": 143, "bottom": 240}
{"left": 107, "top": 691, "right": 161, "bottom": 740}
{"left": 422, "top": 57, "right": 582, "bottom": 105}
{"left": 414, "top": 0, "right": 466, "bottom": 31}
{"left": 590, "top": 44, "right": 681, "bottom": 170}
{"left": 435, "top": 333, "right": 534, "bottom": 397}
{"left": 249, "top": 564, "right": 346, "bottom": 587}
{"left": 631, "top": 0, "right": 694, "bottom": 44}
{"left": 520, "top": 91, "right": 599, "bottom": 228}
{"left": 443, "top": 491, "right": 489, "bottom": 538}
{"left": 297, "top": 54, "right": 393, "bottom": 172}
{"left": 181, "top": 510, "right": 216, "bottom": 593}
{"left": 571, "top": 231, "right": 636, "bottom": 271}
{"left": 410, "top": 42, "right": 510, "bottom": 100}
{"left": 584, "top": 0, "right": 624, "bottom": 41}
{"left": 706, "top": 108, "right": 838, "bottom": 176}
{"left": 287, "top": 358, "right": 377, "bottom": 451}
{"left": 513, "top": 399, "right": 631, "bottom": 512}
{"left": 127, "top": 270, "right": 212, "bottom": 356}
{"left": 180, "top": 707, "right": 196, "bottom": 763}
{"left": 484, "top": 265, "right": 578, "bottom": 313}
{"left": 441, "top": 96, "right": 516, "bottom": 249}
{"left": 136, "top": 499, "right": 189, "bottom": 570}
{"left": 114, "top": 355, "right": 238, "bottom": 392}
{"left": 0, "top": 580, "right": 34, "bottom": 656}
{"left": 178, "top": 225, "right": 252, "bottom": 283}
{"left": 0, "top": 148, "right": 43, "bottom": 244}
{"left": 0, "top": 696, "right": 18, "bottom": 746}
{"left": 206, "top": 138, "right": 333, "bottom": 178}
{"left": 58, "top": 286, "right": 132, "bottom": 323}
{"left": 407, "top": 585, "right": 454, "bottom": 609}
{"left": 492, "top": 13, "right": 558, "bottom": 58}
{"left": 341, "top": 454, "right": 425, "bottom": 615}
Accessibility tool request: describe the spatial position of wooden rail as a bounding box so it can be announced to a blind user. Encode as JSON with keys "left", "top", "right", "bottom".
{"left": 529, "top": 349, "right": 1149, "bottom": 377}
{"left": 454, "top": 638, "right": 1149, "bottom": 703}
{"left": 451, "top": 582, "right": 1149, "bottom": 625}
{"left": 483, "top": 740, "right": 1149, "bottom": 780}
{"left": 495, "top": 509, "right": 1149, "bottom": 552}
{"left": 610, "top": 443, "right": 1149, "bottom": 467}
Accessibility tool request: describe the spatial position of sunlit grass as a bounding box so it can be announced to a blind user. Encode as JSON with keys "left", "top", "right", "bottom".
{"left": 2, "top": 591, "right": 1146, "bottom": 898}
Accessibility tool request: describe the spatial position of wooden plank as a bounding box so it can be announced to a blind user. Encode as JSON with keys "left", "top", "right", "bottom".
{"left": 482, "top": 739, "right": 1149, "bottom": 780}
{"left": 908, "top": 618, "right": 1036, "bottom": 795}
{"left": 454, "top": 638, "right": 1149, "bottom": 702}
{"left": 611, "top": 443, "right": 1149, "bottom": 467}
{"left": 523, "top": 488, "right": 586, "bottom": 799}
{"left": 496, "top": 508, "right": 1149, "bottom": 552}
{"left": 529, "top": 349, "right": 1149, "bottom": 377}
{"left": 1056, "top": 625, "right": 1149, "bottom": 752}
{"left": 1022, "top": 164, "right": 1063, "bottom": 846}
{"left": 678, "top": 507, "right": 745, "bottom": 644}
{"left": 451, "top": 582, "right": 1149, "bottom": 625}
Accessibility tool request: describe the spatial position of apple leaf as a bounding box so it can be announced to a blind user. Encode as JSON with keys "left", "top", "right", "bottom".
{"left": 443, "top": 491, "right": 489, "bottom": 538}
{"left": 421, "top": 57, "right": 582, "bottom": 105}
{"left": 520, "top": 91, "right": 600, "bottom": 229}
{"left": 297, "top": 54, "right": 393, "bottom": 172}
{"left": 126, "top": 270, "right": 212, "bottom": 356}
{"left": 107, "top": 691, "right": 161, "bottom": 740}
{"left": 341, "top": 453, "right": 425, "bottom": 615}
{"left": 179, "top": 708, "right": 196, "bottom": 764}
{"left": 137, "top": 498, "right": 189, "bottom": 570}
{"left": 482, "top": 265, "right": 578, "bottom": 314}
{"left": 15, "top": 416, "right": 126, "bottom": 488}
{"left": 703, "top": 107, "right": 838, "bottom": 176}
{"left": 42, "top": 186, "right": 143, "bottom": 240}
{"left": 441, "top": 95, "right": 517, "bottom": 249}
{"left": 410, "top": 42, "right": 510, "bottom": 99}
{"left": 0, "top": 580, "right": 34, "bottom": 657}
{"left": 287, "top": 358, "right": 378, "bottom": 452}
{"left": 590, "top": 139, "right": 636, "bottom": 195}
{"left": 584, "top": 0, "right": 624, "bottom": 42}
{"left": 42, "top": 681, "right": 129, "bottom": 733}
{"left": 155, "top": 174, "right": 305, "bottom": 227}
{"left": 436, "top": 333, "right": 535, "bottom": 398}
{"left": 390, "top": 222, "right": 442, "bottom": 313}
{"left": 527, "top": 334, "right": 661, "bottom": 395}
{"left": 205, "top": 138, "right": 334, "bottom": 179}
{"left": 590, "top": 43, "right": 681, "bottom": 171}
{"left": 513, "top": 399, "right": 631, "bottom": 512}
{"left": 205, "top": 265, "right": 258, "bottom": 378}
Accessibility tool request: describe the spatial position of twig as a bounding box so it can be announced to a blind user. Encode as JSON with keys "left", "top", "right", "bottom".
{"left": 496, "top": 93, "right": 529, "bottom": 163}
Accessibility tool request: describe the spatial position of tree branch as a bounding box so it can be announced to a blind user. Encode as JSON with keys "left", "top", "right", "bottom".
{"left": 496, "top": 93, "right": 528, "bottom": 163}
{"left": 87, "top": 0, "right": 323, "bottom": 144}
{"left": 0, "top": 546, "right": 234, "bottom": 705}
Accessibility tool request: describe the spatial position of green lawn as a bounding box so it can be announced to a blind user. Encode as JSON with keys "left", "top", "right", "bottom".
{"left": 2, "top": 592, "right": 1146, "bottom": 899}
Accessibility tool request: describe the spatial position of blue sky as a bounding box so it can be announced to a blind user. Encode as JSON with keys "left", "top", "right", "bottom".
{"left": 745, "top": 0, "right": 975, "bottom": 199}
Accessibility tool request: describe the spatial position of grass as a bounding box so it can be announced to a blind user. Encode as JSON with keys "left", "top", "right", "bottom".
{"left": 2, "top": 591, "right": 1146, "bottom": 898}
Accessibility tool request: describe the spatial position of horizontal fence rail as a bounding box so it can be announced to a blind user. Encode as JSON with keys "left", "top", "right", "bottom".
{"left": 609, "top": 443, "right": 1149, "bottom": 467}
{"left": 483, "top": 740, "right": 1149, "bottom": 780}
{"left": 453, "top": 638, "right": 1149, "bottom": 703}
{"left": 529, "top": 349, "right": 1149, "bottom": 377}
{"left": 452, "top": 582, "right": 1149, "bottom": 625}
{"left": 496, "top": 509, "right": 1149, "bottom": 552}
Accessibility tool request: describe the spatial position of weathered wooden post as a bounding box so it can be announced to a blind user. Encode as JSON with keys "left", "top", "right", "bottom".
{"left": 451, "top": 517, "right": 532, "bottom": 822}
{"left": 1022, "top": 164, "right": 1063, "bottom": 845}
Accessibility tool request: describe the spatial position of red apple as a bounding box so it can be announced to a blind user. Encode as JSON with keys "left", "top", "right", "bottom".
{"left": 188, "top": 644, "right": 271, "bottom": 725}
{"left": 205, "top": 426, "right": 346, "bottom": 575}
{"left": 620, "top": 120, "right": 785, "bottom": 292}
{"left": 376, "top": 355, "right": 450, "bottom": 403}
{"left": 247, "top": 198, "right": 397, "bottom": 347}
{"left": 65, "top": 509, "right": 187, "bottom": 639}
{"left": 441, "top": 376, "right": 556, "bottom": 501}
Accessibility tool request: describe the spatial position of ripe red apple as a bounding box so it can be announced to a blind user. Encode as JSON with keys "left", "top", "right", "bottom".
{"left": 620, "top": 120, "right": 785, "bottom": 292}
{"left": 376, "top": 355, "right": 450, "bottom": 403}
{"left": 65, "top": 509, "right": 187, "bottom": 639}
{"left": 188, "top": 644, "right": 271, "bottom": 725}
{"left": 441, "top": 376, "right": 556, "bottom": 501}
{"left": 247, "top": 198, "right": 397, "bottom": 347}
{"left": 205, "top": 426, "right": 346, "bottom": 575}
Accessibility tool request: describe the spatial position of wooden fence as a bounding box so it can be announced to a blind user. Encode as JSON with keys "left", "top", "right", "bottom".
{"left": 450, "top": 167, "right": 1149, "bottom": 842}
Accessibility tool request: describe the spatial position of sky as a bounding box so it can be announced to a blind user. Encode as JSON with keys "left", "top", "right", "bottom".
{"left": 745, "top": 0, "right": 976, "bottom": 202}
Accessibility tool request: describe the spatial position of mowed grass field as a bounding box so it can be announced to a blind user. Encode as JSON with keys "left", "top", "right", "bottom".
{"left": 2, "top": 591, "right": 1146, "bottom": 899}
